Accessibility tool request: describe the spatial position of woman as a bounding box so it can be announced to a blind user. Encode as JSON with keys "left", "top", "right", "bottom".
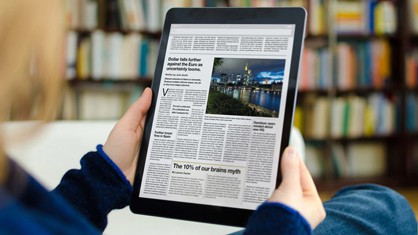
{"left": 0, "top": 1, "right": 416, "bottom": 234}
{"left": 0, "top": 0, "right": 323, "bottom": 233}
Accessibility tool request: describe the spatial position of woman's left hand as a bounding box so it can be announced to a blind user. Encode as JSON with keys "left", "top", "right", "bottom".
{"left": 268, "top": 146, "right": 326, "bottom": 229}
{"left": 103, "top": 88, "right": 152, "bottom": 184}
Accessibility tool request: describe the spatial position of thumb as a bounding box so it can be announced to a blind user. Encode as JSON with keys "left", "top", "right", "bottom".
{"left": 119, "top": 87, "right": 153, "bottom": 128}
{"left": 278, "top": 146, "right": 301, "bottom": 193}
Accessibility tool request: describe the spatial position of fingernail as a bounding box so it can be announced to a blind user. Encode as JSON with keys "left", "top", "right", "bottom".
{"left": 286, "top": 147, "right": 297, "bottom": 158}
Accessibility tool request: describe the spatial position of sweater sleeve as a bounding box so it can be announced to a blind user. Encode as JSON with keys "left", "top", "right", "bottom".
{"left": 52, "top": 145, "right": 132, "bottom": 231}
{"left": 243, "top": 202, "right": 312, "bottom": 235}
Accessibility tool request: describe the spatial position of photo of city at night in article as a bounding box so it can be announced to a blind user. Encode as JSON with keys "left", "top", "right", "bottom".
{"left": 206, "top": 57, "right": 286, "bottom": 118}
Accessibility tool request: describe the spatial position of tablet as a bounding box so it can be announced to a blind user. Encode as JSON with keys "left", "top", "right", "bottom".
{"left": 131, "top": 7, "right": 306, "bottom": 227}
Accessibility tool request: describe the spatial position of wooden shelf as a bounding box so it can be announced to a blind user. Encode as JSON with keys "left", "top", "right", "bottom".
{"left": 314, "top": 176, "right": 408, "bottom": 191}
{"left": 334, "top": 86, "right": 401, "bottom": 95}
{"left": 71, "top": 28, "right": 162, "bottom": 38}
{"left": 305, "top": 31, "right": 400, "bottom": 42}
{"left": 69, "top": 78, "right": 153, "bottom": 84}
{"left": 337, "top": 33, "right": 400, "bottom": 40}
{"left": 305, "top": 34, "right": 328, "bottom": 40}
{"left": 298, "top": 85, "right": 401, "bottom": 96}
{"left": 305, "top": 134, "right": 400, "bottom": 143}
{"left": 405, "top": 132, "right": 418, "bottom": 138}
{"left": 68, "top": 78, "right": 153, "bottom": 90}
{"left": 410, "top": 35, "right": 418, "bottom": 41}
{"left": 297, "top": 88, "right": 329, "bottom": 95}
{"left": 405, "top": 87, "right": 418, "bottom": 93}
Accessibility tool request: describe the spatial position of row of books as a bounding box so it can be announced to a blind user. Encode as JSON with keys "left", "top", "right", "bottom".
{"left": 337, "top": 39, "right": 391, "bottom": 90}
{"left": 228, "top": 0, "right": 397, "bottom": 36}
{"left": 63, "top": 0, "right": 418, "bottom": 36}
{"left": 406, "top": 49, "right": 418, "bottom": 88}
{"left": 299, "top": 39, "right": 391, "bottom": 90}
{"left": 306, "top": 143, "right": 386, "bottom": 178}
{"left": 299, "top": 47, "right": 331, "bottom": 90}
{"left": 336, "top": 0, "right": 397, "bottom": 35}
{"left": 66, "top": 31, "right": 158, "bottom": 80}
{"left": 409, "top": 0, "right": 418, "bottom": 34}
{"left": 64, "top": 0, "right": 332, "bottom": 36}
{"left": 294, "top": 93, "right": 398, "bottom": 139}
{"left": 228, "top": 0, "right": 327, "bottom": 36}
{"left": 65, "top": 0, "right": 208, "bottom": 32}
{"left": 406, "top": 93, "right": 418, "bottom": 132}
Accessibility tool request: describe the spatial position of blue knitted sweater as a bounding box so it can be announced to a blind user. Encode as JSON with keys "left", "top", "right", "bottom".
{"left": 0, "top": 147, "right": 311, "bottom": 234}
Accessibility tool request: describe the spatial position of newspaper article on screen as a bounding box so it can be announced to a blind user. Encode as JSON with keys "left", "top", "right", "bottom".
{"left": 139, "top": 24, "right": 296, "bottom": 210}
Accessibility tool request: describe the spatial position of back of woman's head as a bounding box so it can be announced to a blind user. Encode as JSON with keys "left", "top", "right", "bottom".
{"left": 0, "top": 0, "right": 65, "bottom": 121}
{"left": 0, "top": 0, "right": 65, "bottom": 180}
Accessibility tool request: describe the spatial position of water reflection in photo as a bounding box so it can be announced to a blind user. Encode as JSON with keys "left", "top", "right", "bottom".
{"left": 223, "top": 88, "right": 281, "bottom": 113}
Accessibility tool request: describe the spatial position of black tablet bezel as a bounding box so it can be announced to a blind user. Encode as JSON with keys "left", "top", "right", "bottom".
{"left": 131, "top": 7, "right": 306, "bottom": 227}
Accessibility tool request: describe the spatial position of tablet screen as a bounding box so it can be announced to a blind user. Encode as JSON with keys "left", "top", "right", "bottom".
{"left": 139, "top": 23, "right": 296, "bottom": 210}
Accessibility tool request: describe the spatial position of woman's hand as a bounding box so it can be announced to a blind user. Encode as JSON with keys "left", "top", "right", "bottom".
{"left": 268, "top": 146, "right": 326, "bottom": 229}
{"left": 103, "top": 88, "right": 152, "bottom": 184}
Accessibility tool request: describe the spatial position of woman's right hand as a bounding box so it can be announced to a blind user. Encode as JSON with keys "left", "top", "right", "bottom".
{"left": 268, "top": 146, "right": 326, "bottom": 230}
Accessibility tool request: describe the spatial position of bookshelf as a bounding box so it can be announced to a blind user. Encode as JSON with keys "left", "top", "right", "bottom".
{"left": 63, "top": 0, "right": 237, "bottom": 119}
{"left": 63, "top": 0, "right": 418, "bottom": 190}
{"left": 406, "top": 0, "right": 418, "bottom": 186}
{"left": 296, "top": 0, "right": 418, "bottom": 190}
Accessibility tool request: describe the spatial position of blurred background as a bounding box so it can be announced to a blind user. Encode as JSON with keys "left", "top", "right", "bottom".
{"left": 6, "top": 0, "right": 418, "bottom": 217}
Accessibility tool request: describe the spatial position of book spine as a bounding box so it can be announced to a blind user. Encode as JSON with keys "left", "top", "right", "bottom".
{"left": 66, "top": 31, "right": 78, "bottom": 80}
{"left": 105, "top": 0, "right": 122, "bottom": 30}
{"left": 83, "top": 0, "right": 98, "bottom": 29}
{"left": 146, "top": 0, "right": 161, "bottom": 32}
{"left": 76, "top": 37, "right": 91, "bottom": 79}
{"left": 91, "top": 30, "right": 105, "bottom": 80}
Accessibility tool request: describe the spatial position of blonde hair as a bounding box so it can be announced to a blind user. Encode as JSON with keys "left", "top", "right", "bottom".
{"left": 0, "top": 0, "right": 65, "bottom": 182}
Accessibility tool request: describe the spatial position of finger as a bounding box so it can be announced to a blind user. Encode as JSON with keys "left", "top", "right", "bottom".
{"left": 119, "top": 88, "right": 153, "bottom": 129}
{"left": 278, "top": 146, "right": 301, "bottom": 192}
{"left": 299, "top": 158, "right": 319, "bottom": 196}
